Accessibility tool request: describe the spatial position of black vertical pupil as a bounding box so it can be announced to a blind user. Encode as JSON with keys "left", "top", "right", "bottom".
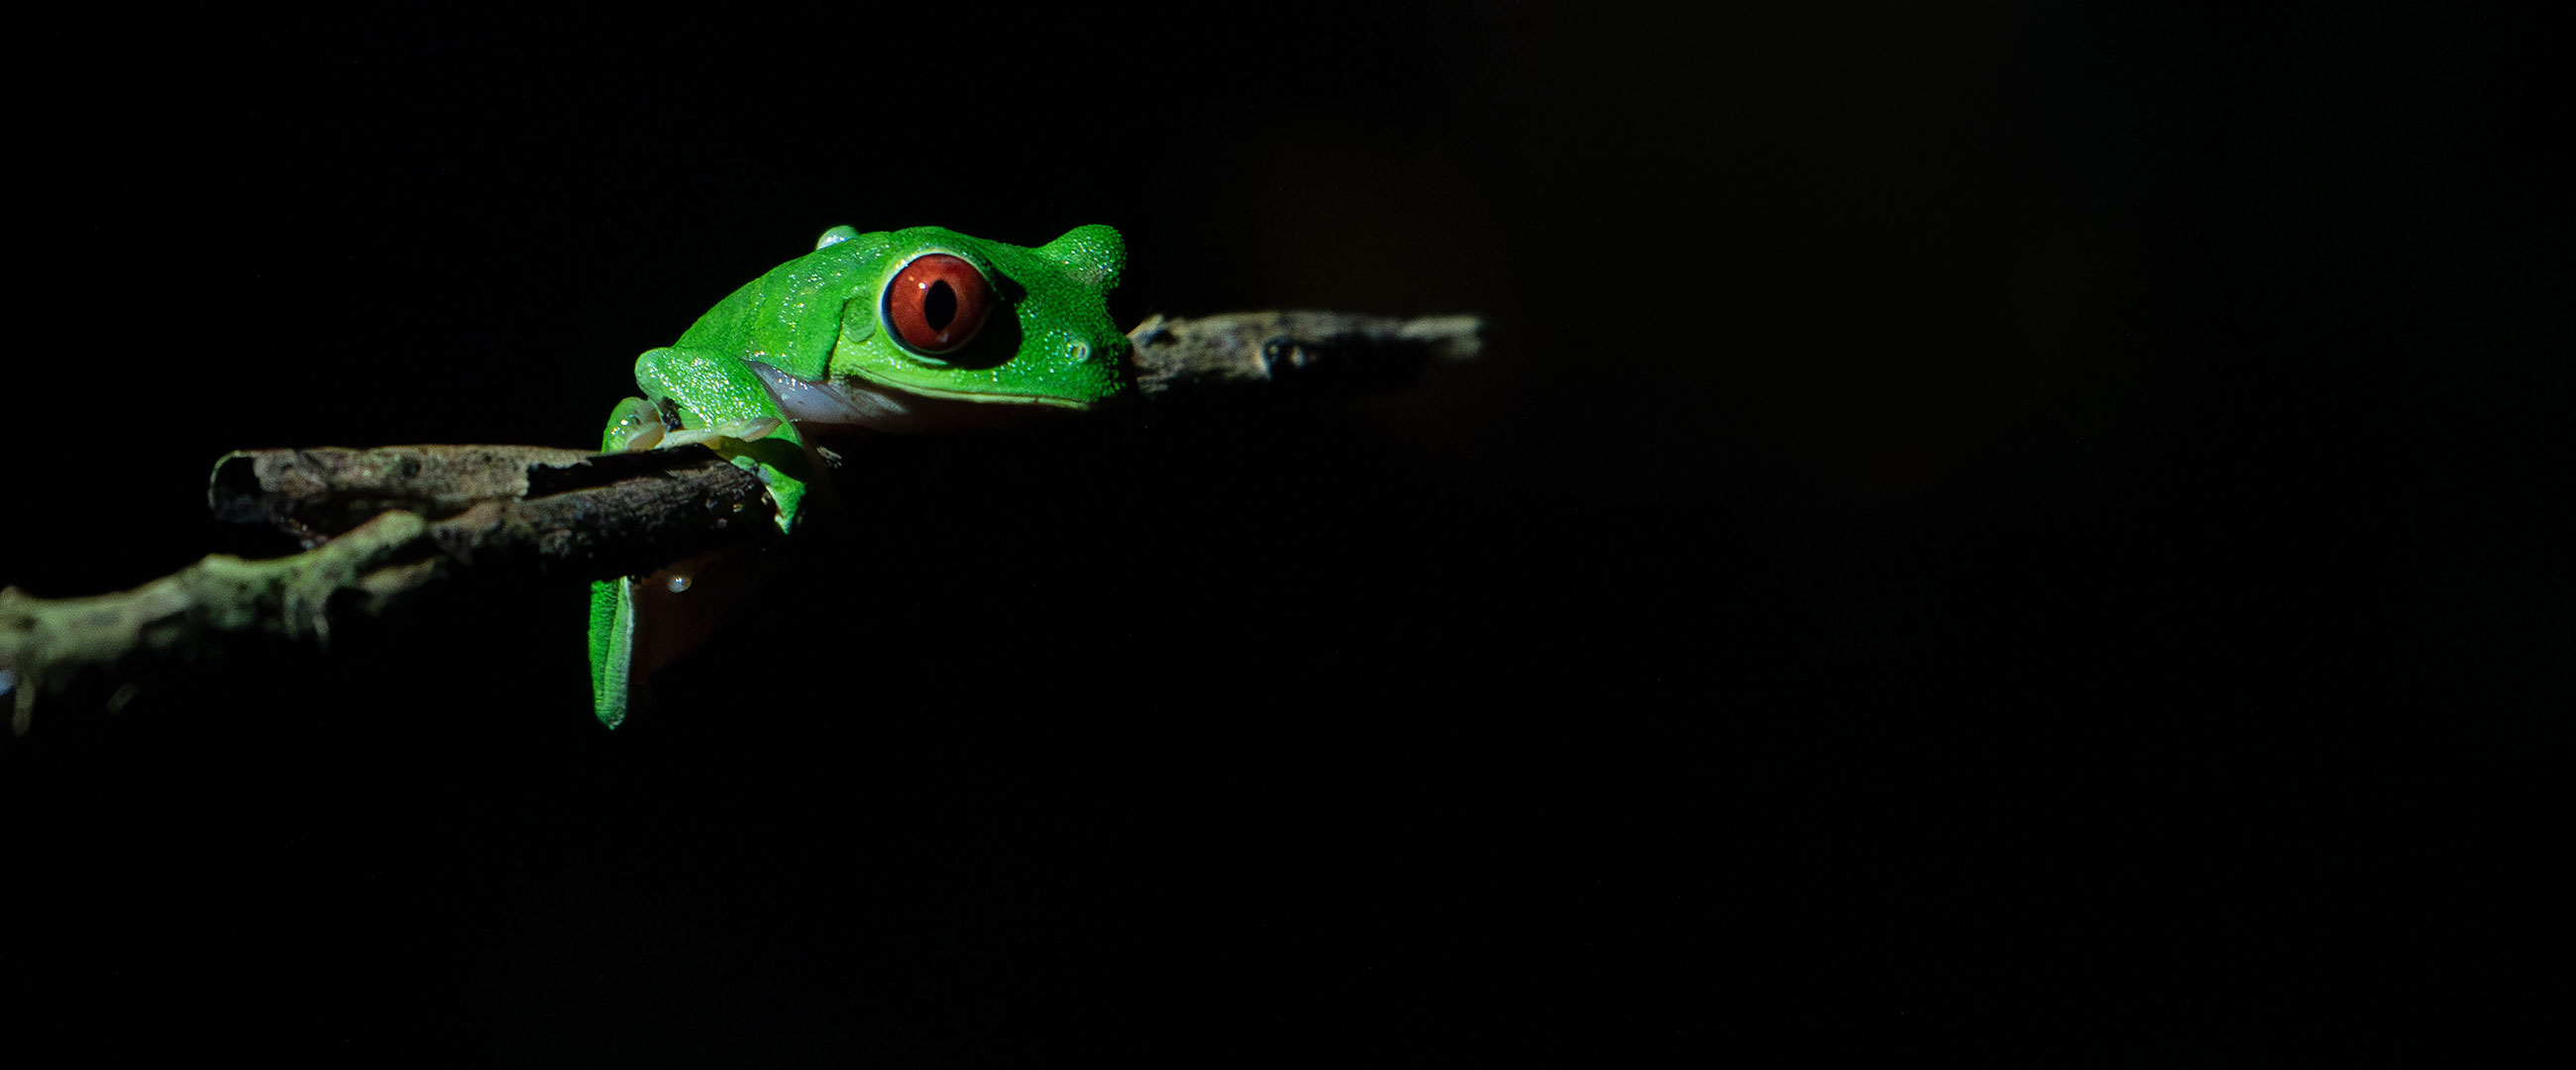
{"left": 923, "top": 279, "right": 956, "bottom": 331}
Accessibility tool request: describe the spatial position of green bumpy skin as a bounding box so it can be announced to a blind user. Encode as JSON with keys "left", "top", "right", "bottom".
{"left": 588, "top": 225, "right": 1131, "bottom": 728}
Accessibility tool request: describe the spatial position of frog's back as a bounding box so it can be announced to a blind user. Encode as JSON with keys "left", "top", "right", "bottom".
{"left": 675, "top": 230, "right": 901, "bottom": 380}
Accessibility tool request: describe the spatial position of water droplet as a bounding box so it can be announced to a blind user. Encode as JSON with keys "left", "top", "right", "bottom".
{"left": 667, "top": 576, "right": 693, "bottom": 593}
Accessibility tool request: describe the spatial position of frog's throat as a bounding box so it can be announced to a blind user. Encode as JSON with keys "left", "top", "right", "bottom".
{"left": 748, "top": 363, "right": 1089, "bottom": 435}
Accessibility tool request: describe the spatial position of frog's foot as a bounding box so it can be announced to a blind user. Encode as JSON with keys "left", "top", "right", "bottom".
{"left": 606, "top": 397, "right": 785, "bottom": 455}
{"left": 655, "top": 416, "right": 784, "bottom": 452}
{"left": 599, "top": 398, "right": 803, "bottom": 533}
{"left": 605, "top": 396, "right": 666, "bottom": 452}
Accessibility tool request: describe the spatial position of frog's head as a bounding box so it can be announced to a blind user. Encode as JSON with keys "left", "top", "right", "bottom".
{"left": 785, "top": 224, "right": 1127, "bottom": 431}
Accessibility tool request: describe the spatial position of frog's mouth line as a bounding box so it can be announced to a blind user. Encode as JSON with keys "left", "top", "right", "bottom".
{"left": 749, "top": 363, "right": 1089, "bottom": 435}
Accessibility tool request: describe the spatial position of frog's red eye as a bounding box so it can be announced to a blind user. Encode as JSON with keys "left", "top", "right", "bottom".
{"left": 883, "top": 254, "right": 993, "bottom": 357}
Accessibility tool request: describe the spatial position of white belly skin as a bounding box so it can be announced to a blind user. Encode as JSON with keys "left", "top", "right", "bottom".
{"left": 751, "top": 364, "right": 1091, "bottom": 436}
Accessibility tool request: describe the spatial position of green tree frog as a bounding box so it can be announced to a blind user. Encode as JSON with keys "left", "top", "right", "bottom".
{"left": 588, "top": 224, "right": 1130, "bottom": 727}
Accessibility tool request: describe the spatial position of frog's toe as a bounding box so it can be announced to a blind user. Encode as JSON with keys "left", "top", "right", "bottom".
{"left": 713, "top": 416, "right": 783, "bottom": 443}
{"left": 656, "top": 417, "right": 782, "bottom": 453}
{"left": 606, "top": 397, "right": 667, "bottom": 452}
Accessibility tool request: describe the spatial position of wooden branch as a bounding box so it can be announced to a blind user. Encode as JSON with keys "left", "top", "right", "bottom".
{"left": 0, "top": 312, "right": 1479, "bottom": 734}
{"left": 1127, "top": 310, "right": 1481, "bottom": 398}
{"left": 207, "top": 443, "right": 780, "bottom": 571}
{"left": 2, "top": 446, "right": 775, "bottom": 734}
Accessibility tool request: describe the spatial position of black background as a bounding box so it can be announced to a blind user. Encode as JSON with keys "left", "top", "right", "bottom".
{"left": 5, "top": 4, "right": 2560, "bottom": 1063}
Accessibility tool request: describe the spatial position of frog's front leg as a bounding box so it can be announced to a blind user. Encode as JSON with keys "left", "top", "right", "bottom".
{"left": 590, "top": 347, "right": 810, "bottom": 728}
{"left": 610, "top": 347, "right": 812, "bottom": 528}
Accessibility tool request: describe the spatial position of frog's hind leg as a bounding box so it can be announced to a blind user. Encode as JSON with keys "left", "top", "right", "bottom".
{"left": 589, "top": 577, "right": 636, "bottom": 729}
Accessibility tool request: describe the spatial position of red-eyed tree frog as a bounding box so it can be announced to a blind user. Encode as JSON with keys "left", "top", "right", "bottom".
{"left": 588, "top": 224, "right": 1130, "bottom": 727}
